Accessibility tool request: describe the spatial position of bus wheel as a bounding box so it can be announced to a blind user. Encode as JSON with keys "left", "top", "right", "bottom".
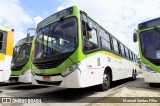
{"left": 149, "top": 83, "right": 155, "bottom": 87}
{"left": 98, "top": 71, "right": 111, "bottom": 91}
{"left": 131, "top": 70, "right": 136, "bottom": 81}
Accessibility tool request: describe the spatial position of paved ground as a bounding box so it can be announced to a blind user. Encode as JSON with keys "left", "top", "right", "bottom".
{"left": 88, "top": 74, "right": 160, "bottom": 106}
{"left": 0, "top": 74, "right": 159, "bottom": 106}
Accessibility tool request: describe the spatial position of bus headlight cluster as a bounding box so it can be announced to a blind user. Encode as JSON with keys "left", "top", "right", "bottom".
{"left": 142, "top": 63, "right": 157, "bottom": 73}
{"left": 21, "top": 67, "right": 29, "bottom": 75}
{"left": 61, "top": 62, "right": 80, "bottom": 77}
{"left": 11, "top": 63, "right": 14, "bottom": 67}
{"left": 31, "top": 70, "right": 36, "bottom": 76}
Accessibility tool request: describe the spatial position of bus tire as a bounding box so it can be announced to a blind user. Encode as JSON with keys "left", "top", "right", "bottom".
{"left": 98, "top": 71, "right": 111, "bottom": 91}
{"left": 149, "top": 83, "right": 155, "bottom": 87}
{"left": 131, "top": 70, "right": 136, "bottom": 81}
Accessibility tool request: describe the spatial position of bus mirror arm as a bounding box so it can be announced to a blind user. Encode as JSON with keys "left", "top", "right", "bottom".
{"left": 27, "top": 33, "right": 30, "bottom": 42}
{"left": 27, "top": 28, "right": 36, "bottom": 41}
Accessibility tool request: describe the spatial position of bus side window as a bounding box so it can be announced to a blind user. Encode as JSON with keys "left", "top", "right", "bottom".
{"left": 112, "top": 37, "right": 119, "bottom": 53}
{"left": 131, "top": 52, "right": 134, "bottom": 61}
{"left": 127, "top": 49, "right": 130, "bottom": 59}
{"left": 99, "top": 28, "right": 111, "bottom": 50}
{"left": 86, "top": 28, "right": 99, "bottom": 51}
{"left": 0, "top": 32, "right": 3, "bottom": 50}
{"left": 82, "top": 19, "right": 99, "bottom": 52}
{"left": 129, "top": 50, "right": 132, "bottom": 60}
{"left": 124, "top": 47, "right": 129, "bottom": 59}
{"left": 134, "top": 55, "right": 136, "bottom": 62}
{"left": 117, "top": 41, "right": 122, "bottom": 55}
{"left": 120, "top": 43, "right": 125, "bottom": 56}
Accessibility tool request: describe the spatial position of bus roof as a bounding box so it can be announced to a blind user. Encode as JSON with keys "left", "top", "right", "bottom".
{"left": 37, "top": 6, "right": 74, "bottom": 30}
{"left": 15, "top": 36, "right": 34, "bottom": 46}
{"left": 138, "top": 17, "right": 160, "bottom": 30}
{"left": 0, "top": 27, "right": 6, "bottom": 31}
{"left": 0, "top": 27, "right": 14, "bottom": 31}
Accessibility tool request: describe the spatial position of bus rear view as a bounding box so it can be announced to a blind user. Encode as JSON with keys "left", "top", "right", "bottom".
{"left": 133, "top": 17, "right": 160, "bottom": 86}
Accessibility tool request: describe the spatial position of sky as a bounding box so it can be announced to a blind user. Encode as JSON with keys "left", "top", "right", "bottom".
{"left": 0, "top": 0, "right": 160, "bottom": 55}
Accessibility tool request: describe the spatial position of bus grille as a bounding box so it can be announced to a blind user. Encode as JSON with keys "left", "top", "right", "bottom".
{"left": 33, "top": 59, "right": 65, "bottom": 69}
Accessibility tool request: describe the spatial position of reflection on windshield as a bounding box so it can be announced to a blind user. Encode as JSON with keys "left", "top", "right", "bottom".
{"left": 12, "top": 43, "right": 31, "bottom": 65}
{"left": 34, "top": 17, "right": 77, "bottom": 59}
{"left": 141, "top": 29, "right": 160, "bottom": 60}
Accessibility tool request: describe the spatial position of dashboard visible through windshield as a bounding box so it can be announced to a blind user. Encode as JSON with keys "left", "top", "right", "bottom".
{"left": 140, "top": 29, "right": 160, "bottom": 61}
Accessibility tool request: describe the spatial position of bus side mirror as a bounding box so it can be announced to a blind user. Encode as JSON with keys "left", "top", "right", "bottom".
{"left": 133, "top": 31, "right": 138, "bottom": 42}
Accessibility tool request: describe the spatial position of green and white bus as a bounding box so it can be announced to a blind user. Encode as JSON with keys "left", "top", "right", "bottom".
{"left": 32, "top": 6, "right": 140, "bottom": 90}
{"left": 133, "top": 17, "right": 160, "bottom": 86}
{"left": 10, "top": 36, "right": 34, "bottom": 83}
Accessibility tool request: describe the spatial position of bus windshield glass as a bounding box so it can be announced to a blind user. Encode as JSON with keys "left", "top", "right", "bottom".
{"left": 12, "top": 43, "right": 32, "bottom": 66}
{"left": 33, "top": 17, "right": 77, "bottom": 59}
{"left": 140, "top": 29, "right": 160, "bottom": 60}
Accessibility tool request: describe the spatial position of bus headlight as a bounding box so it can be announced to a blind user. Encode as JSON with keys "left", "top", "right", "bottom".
{"left": 31, "top": 70, "right": 36, "bottom": 76}
{"left": 61, "top": 62, "right": 80, "bottom": 77}
{"left": 142, "top": 63, "right": 157, "bottom": 73}
{"left": 21, "top": 68, "right": 29, "bottom": 75}
{"left": 11, "top": 63, "right": 14, "bottom": 67}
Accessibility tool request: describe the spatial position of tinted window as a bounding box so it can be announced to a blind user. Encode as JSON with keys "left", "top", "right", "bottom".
{"left": 99, "top": 29, "right": 110, "bottom": 41}
{"left": 132, "top": 53, "right": 135, "bottom": 61}
{"left": 112, "top": 38, "right": 119, "bottom": 53}
{"left": 101, "top": 38, "right": 111, "bottom": 50}
{"left": 120, "top": 43, "right": 125, "bottom": 56}
{"left": 0, "top": 32, "right": 3, "bottom": 50}
{"left": 125, "top": 47, "right": 129, "bottom": 58}
{"left": 100, "top": 28, "right": 111, "bottom": 50}
{"left": 129, "top": 51, "right": 133, "bottom": 60}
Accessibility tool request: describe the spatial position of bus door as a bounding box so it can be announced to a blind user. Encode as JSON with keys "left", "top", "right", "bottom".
{"left": 0, "top": 53, "right": 5, "bottom": 81}
{"left": 82, "top": 21, "right": 101, "bottom": 86}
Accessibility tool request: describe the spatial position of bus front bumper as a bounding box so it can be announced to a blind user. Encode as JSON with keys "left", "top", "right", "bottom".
{"left": 31, "top": 69, "right": 81, "bottom": 88}
{"left": 10, "top": 70, "right": 32, "bottom": 83}
{"left": 143, "top": 71, "right": 160, "bottom": 83}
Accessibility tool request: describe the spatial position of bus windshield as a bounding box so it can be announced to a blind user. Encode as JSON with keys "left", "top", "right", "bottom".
{"left": 33, "top": 17, "right": 77, "bottom": 60}
{"left": 12, "top": 43, "right": 31, "bottom": 66}
{"left": 140, "top": 29, "right": 160, "bottom": 60}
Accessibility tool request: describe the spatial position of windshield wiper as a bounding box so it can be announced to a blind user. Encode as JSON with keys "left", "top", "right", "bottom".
{"left": 154, "top": 26, "right": 160, "bottom": 35}
{"left": 50, "top": 16, "right": 65, "bottom": 53}
{"left": 40, "top": 17, "right": 65, "bottom": 57}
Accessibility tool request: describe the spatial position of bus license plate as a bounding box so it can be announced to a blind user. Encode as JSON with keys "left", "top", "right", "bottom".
{"left": 43, "top": 76, "right": 51, "bottom": 81}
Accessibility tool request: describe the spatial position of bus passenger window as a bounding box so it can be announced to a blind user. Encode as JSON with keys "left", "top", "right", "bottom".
{"left": 0, "top": 32, "right": 3, "bottom": 50}
{"left": 82, "top": 21, "right": 98, "bottom": 52}
{"left": 120, "top": 43, "right": 125, "bottom": 56}
{"left": 124, "top": 47, "right": 129, "bottom": 58}
{"left": 112, "top": 38, "right": 119, "bottom": 53}
{"left": 100, "top": 28, "right": 111, "bottom": 50}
